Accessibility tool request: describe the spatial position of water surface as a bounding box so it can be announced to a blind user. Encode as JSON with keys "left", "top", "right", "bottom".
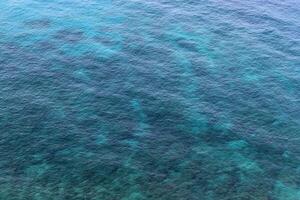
{"left": 0, "top": 0, "right": 300, "bottom": 199}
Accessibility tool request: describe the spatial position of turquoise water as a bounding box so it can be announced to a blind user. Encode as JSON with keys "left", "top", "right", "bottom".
{"left": 0, "top": 0, "right": 300, "bottom": 199}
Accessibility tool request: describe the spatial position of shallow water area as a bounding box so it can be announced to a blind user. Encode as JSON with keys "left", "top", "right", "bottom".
{"left": 0, "top": 0, "right": 300, "bottom": 199}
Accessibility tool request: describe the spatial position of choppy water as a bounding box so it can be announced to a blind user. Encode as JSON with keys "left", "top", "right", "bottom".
{"left": 0, "top": 0, "right": 300, "bottom": 199}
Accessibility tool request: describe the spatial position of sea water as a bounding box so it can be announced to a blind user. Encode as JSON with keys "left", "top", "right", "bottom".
{"left": 0, "top": 0, "right": 299, "bottom": 199}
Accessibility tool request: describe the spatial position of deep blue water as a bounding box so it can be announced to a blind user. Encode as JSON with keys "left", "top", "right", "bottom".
{"left": 0, "top": 0, "right": 300, "bottom": 199}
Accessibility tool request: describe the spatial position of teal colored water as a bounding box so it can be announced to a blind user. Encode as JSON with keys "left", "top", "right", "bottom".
{"left": 0, "top": 0, "right": 300, "bottom": 199}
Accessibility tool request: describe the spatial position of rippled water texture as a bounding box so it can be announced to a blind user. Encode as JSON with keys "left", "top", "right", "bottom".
{"left": 0, "top": 0, "right": 300, "bottom": 199}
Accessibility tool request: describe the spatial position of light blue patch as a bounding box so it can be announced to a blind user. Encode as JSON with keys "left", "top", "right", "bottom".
{"left": 228, "top": 140, "right": 249, "bottom": 150}
{"left": 274, "top": 181, "right": 300, "bottom": 200}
